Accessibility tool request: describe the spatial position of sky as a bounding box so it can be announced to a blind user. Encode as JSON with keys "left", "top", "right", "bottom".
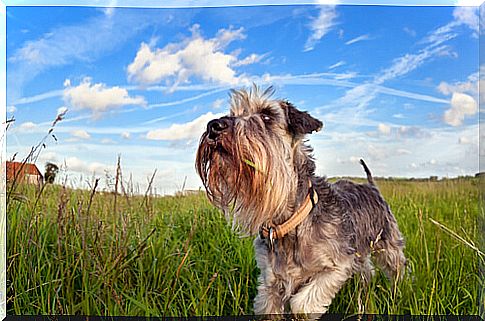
{"left": 4, "top": 2, "right": 482, "bottom": 195}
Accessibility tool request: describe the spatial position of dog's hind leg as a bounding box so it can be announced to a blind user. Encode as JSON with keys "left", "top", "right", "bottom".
{"left": 357, "top": 255, "right": 374, "bottom": 314}
{"left": 373, "top": 227, "right": 406, "bottom": 283}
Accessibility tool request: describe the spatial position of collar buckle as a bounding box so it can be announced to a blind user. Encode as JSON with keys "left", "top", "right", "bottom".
{"left": 259, "top": 179, "right": 318, "bottom": 249}
{"left": 268, "top": 226, "right": 275, "bottom": 251}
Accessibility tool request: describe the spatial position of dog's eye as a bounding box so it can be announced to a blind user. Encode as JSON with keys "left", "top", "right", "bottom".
{"left": 260, "top": 109, "right": 274, "bottom": 123}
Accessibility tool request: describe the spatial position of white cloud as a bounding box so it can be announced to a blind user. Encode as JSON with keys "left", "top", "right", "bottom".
{"left": 437, "top": 72, "right": 478, "bottom": 126}
{"left": 349, "top": 156, "right": 361, "bottom": 164}
{"left": 57, "top": 106, "right": 68, "bottom": 116}
{"left": 71, "top": 129, "right": 91, "bottom": 140}
{"left": 437, "top": 72, "right": 478, "bottom": 96}
{"left": 397, "top": 125, "right": 430, "bottom": 139}
{"left": 146, "top": 112, "right": 224, "bottom": 141}
{"left": 64, "top": 156, "right": 113, "bottom": 174}
{"left": 127, "top": 25, "right": 255, "bottom": 89}
{"left": 103, "top": 0, "right": 117, "bottom": 17}
{"left": 7, "top": 105, "right": 16, "bottom": 113}
{"left": 121, "top": 131, "right": 131, "bottom": 139}
{"left": 458, "top": 136, "right": 471, "bottom": 144}
{"left": 377, "top": 123, "right": 391, "bottom": 135}
{"left": 212, "top": 98, "right": 225, "bottom": 109}
{"left": 396, "top": 148, "right": 412, "bottom": 155}
{"left": 63, "top": 77, "right": 146, "bottom": 115}
{"left": 19, "top": 122, "right": 37, "bottom": 130}
{"left": 345, "top": 34, "right": 370, "bottom": 45}
{"left": 311, "top": 123, "right": 478, "bottom": 179}
{"left": 304, "top": 6, "right": 338, "bottom": 52}
{"left": 101, "top": 138, "right": 116, "bottom": 144}
{"left": 39, "top": 151, "right": 58, "bottom": 163}
{"left": 443, "top": 92, "right": 477, "bottom": 126}
{"left": 438, "top": 81, "right": 476, "bottom": 96}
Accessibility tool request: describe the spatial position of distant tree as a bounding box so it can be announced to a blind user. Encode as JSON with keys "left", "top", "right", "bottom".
{"left": 45, "top": 162, "right": 59, "bottom": 184}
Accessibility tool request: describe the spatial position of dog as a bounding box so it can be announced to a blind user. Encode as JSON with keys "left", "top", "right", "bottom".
{"left": 196, "top": 86, "right": 406, "bottom": 316}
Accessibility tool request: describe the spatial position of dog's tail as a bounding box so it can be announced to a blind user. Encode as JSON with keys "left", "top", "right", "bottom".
{"left": 360, "top": 159, "right": 375, "bottom": 185}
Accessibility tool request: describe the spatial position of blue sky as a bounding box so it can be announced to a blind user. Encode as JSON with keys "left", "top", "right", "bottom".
{"left": 5, "top": 2, "right": 481, "bottom": 194}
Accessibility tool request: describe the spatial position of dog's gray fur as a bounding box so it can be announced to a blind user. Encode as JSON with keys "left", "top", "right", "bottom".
{"left": 196, "top": 86, "right": 406, "bottom": 316}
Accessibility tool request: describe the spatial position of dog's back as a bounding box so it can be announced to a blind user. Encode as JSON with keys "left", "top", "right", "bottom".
{"left": 330, "top": 161, "right": 406, "bottom": 280}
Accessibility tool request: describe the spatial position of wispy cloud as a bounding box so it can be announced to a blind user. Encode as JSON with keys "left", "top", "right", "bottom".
{"left": 328, "top": 60, "right": 345, "bottom": 69}
{"left": 314, "top": 11, "right": 469, "bottom": 135}
{"left": 420, "top": 6, "right": 478, "bottom": 50}
{"left": 374, "top": 45, "right": 452, "bottom": 85}
{"left": 233, "top": 53, "right": 270, "bottom": 66}
{"left": 304, "top": 5, "right": 338, "bottom": 52}
{"left": 345, "top": 34, "right": 371, "bottom": 45}
{"left": 403, "top": 27, "right": 417, "bottom": 37}
{"left": 7, "top": 9, "right": 191, "bottom": 101}
{"left": 12, "top": 89, "right": 64, "bottom": 105}
{"left": 453, "top": 6, "right": 479, "bottom": 36}
{"left": 146, "top": 87, "right": 228, "bottom": 109}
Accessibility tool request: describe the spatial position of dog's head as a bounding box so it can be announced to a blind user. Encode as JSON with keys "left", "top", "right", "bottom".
{"left": 196, "top": 86, "right": 322, "bottom": 234}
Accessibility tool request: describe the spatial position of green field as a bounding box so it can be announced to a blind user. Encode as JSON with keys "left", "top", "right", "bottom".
{"left": 6, "top": 175, "right": 484, "bottom": 316}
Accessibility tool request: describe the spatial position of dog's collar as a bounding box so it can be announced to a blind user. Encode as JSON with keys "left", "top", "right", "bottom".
{"left": 259, "top": 180, "right": 318, "bottom": 248}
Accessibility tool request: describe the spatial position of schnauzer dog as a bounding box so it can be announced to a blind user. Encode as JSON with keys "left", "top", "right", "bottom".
{"left": 196, "top": 86, "right": 406, "bottom": 316}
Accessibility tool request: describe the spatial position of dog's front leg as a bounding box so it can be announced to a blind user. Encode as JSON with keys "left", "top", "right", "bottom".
{"left": 253, "top": 239, "right": 285, "bottom": 315}
{"left": 253, "top": 281, "right": 285, "bottom": 315}
{"left": 290, "top": 263, "right": 352, "bottom": 316}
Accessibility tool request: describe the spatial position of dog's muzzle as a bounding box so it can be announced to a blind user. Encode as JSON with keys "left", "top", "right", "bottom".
{"left": 206, "top": 117, "right": 233, "bottom": 140}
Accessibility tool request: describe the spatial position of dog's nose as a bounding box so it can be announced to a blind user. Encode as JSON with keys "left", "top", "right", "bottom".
{"left": 207, "top": 118, "right": 230, "bottom": 139}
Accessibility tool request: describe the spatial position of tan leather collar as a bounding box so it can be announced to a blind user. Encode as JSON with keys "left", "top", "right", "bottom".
{"left": 260, "top": 180, "right": 318, "bottom": 248}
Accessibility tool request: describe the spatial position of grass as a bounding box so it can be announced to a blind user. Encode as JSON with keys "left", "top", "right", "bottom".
{"left": 6, "top": 175, "right": 483, "bottom": 316}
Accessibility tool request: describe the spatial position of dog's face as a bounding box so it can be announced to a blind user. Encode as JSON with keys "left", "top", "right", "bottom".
{"left": 196, "top": 87, "right": 322, "bottom": 234}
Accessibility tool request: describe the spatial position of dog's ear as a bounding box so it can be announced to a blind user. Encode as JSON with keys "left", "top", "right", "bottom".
{"left": 282, "top": 101, "right": 323, "bottom": 136}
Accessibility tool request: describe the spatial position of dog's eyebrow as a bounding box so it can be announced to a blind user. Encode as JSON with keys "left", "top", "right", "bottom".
{"left": 259, "top": 106, "right": 282, "bottom": 118}
{"left": 260, "top": 107, "right": 274, "bottom": 115}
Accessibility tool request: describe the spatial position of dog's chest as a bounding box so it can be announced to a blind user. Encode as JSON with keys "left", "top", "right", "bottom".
{"left": 269, "top": 237, "right": 336, "bottom": 293}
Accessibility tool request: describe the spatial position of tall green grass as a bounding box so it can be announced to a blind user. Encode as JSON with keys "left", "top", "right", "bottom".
{"left": 6, "top": 177, "right": 482, "bottom": 316}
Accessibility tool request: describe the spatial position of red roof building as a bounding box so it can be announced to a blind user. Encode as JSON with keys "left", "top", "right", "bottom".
{"left": 6, "top": 161, "right": 44, "bottom": 186}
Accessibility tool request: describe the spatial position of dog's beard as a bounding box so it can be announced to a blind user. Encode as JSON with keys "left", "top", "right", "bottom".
{"left": 196, "top": 123, "right": 297, "bottom": 235}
